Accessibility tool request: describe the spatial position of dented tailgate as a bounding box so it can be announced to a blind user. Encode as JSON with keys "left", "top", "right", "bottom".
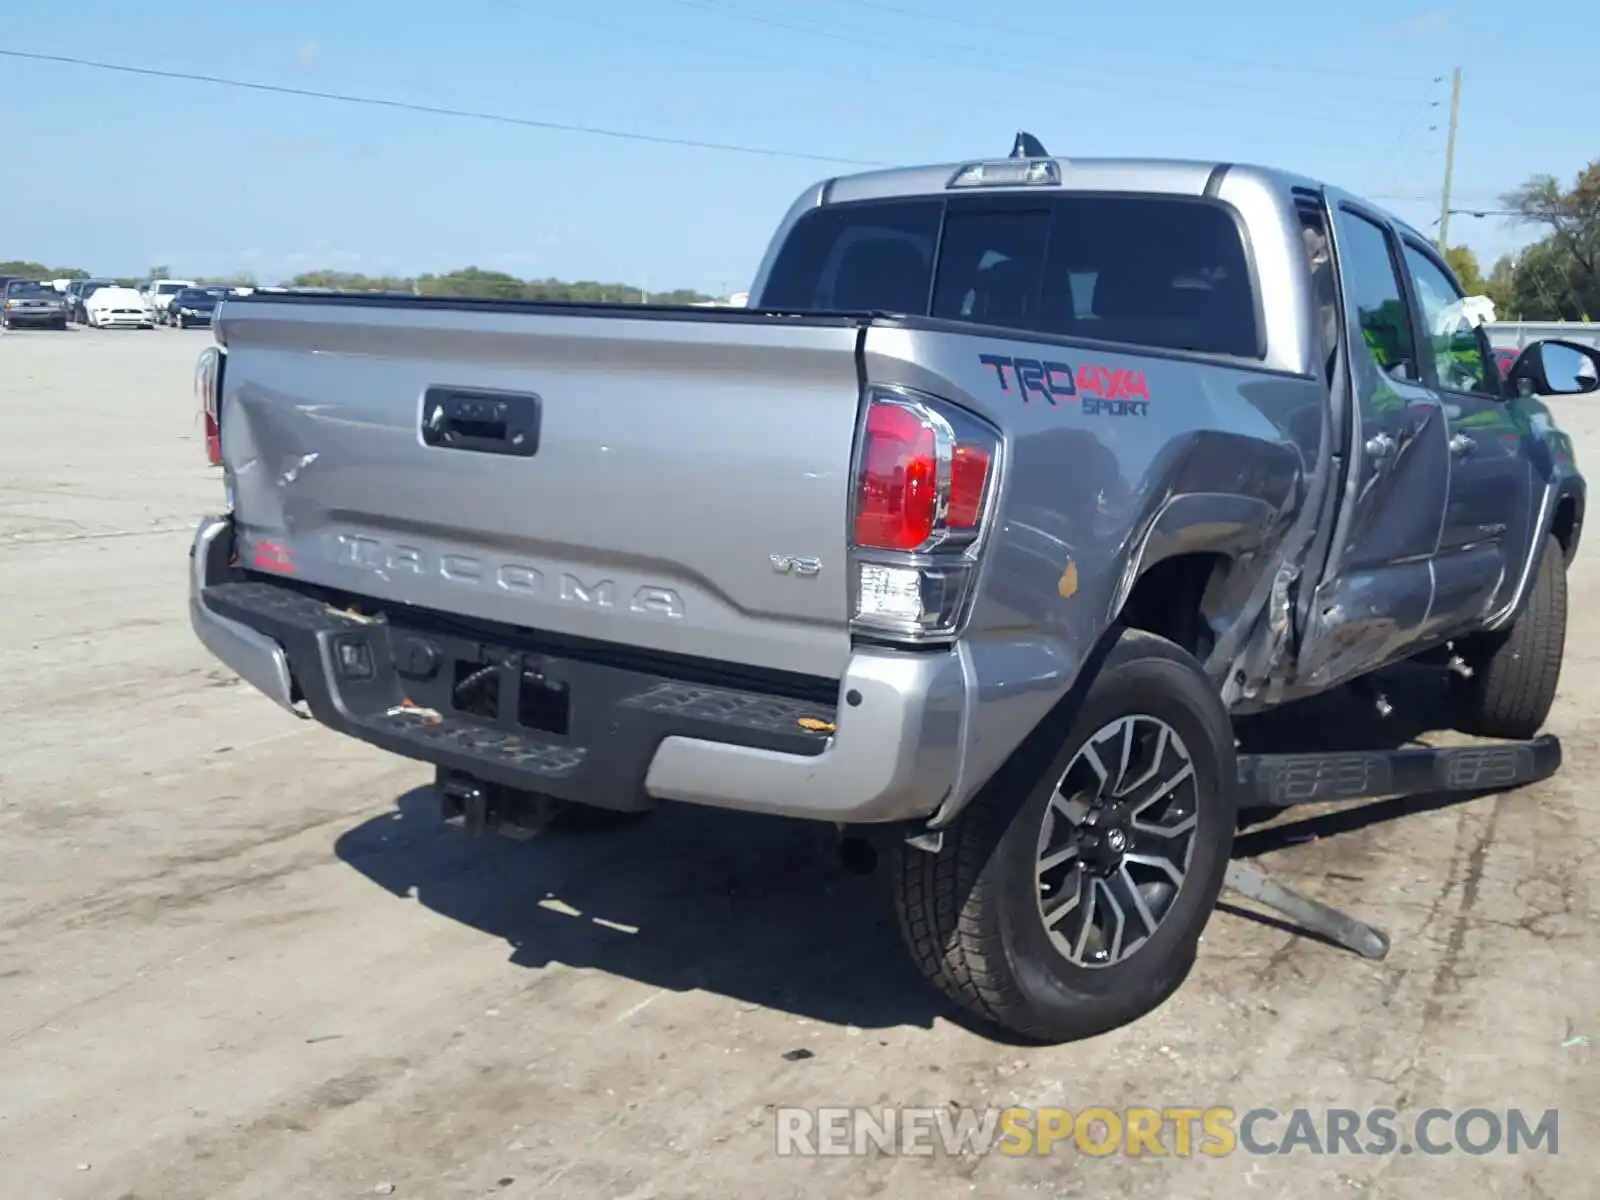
{"left": 215, "top": 298, "right": 865, "bottom": 679}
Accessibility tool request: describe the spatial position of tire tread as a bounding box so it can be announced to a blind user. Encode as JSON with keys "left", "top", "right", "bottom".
{"left": 1458, "top": 534, "right": 1567, "bottom": 739}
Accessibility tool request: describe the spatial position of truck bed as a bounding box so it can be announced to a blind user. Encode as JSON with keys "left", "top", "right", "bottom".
{"left": 215, "top": 293, "right": 872, "bottom": 680}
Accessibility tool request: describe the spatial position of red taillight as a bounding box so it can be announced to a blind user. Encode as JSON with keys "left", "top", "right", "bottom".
{"left": 853, "top": 395, "right": 995, "bottom": 551}
{"left": 194, "top": 345, "right": 224, "bottom": 467}
{"left": 855, "top": 402, "right": 938, "bottom": 551}
{"left": 849, "top": 389, "right": 999, "bottom": 642}
{"left": 203, "top": 410, "right": 221, "bottom": 466}
{"left": 948, "top": 444, "right": 990, "bottom": 529}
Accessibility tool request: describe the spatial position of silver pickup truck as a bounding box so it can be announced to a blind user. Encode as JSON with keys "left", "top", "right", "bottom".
{"left": 189, "top": 140, "right": 1600, "bottom": 1043}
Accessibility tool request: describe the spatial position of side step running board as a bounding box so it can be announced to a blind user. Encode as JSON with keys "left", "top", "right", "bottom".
{"left": 1224, "top": 735, "right": 1562, "bottom": 960}
{"left": 1236, "top": 734, "right": 1562, "bottom": 809}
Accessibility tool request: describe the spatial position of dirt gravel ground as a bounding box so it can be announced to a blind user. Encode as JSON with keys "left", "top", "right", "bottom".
{"left": 2, "top": 326, "right": 1597, "bottom": 1200}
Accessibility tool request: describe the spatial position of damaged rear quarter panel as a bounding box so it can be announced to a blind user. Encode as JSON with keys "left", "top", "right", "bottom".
{"left": 861, "top": 323, "right": 1323, "bottom": 815}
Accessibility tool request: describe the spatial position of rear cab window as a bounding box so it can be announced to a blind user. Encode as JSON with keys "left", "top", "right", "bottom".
{"left": 761, "top": 192, "right": 1261, "bottom": 360}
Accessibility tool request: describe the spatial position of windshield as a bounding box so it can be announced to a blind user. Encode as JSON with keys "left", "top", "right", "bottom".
{"left": 176, "top": 290, "right": 217, "bottom": 305}
{"left": 154, "top": 282, "right": 189, "bottom": 296}
{"left": 5, "top": 281, "right": 55, "bottom": 299}
{"left": 82, "top": 281, "right": 110, "bottom": 297}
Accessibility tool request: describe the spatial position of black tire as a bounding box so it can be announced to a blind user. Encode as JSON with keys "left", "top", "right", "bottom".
{"left": 891, "top": 628, "right": 1237, "bottom": 1043}
{"left": 1454, "top": 534, "right": 1567, "bottom": 739}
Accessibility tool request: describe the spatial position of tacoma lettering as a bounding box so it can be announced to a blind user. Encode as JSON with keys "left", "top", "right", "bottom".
{"left": 329, "top": 534, "right": 684, "bottom": 617}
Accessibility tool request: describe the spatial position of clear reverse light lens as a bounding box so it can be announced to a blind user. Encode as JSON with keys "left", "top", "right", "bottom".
{"left": 857, "top": 564, "right": 924, "bottom": 623}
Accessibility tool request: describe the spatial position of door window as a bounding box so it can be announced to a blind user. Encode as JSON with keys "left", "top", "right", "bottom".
{"left": 1402, "top": 244, "right": 1495, "bottom": 396}
{"left": 1333, "top": 210, "right": 1419, "bottom": 382}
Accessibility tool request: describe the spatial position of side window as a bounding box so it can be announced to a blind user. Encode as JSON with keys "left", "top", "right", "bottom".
{"left": 1401, "top": 244, "right": 1494, "bottom": 396}
{"left": 761, "top": 199, "right": 941, "bottom": 313}
{"left": 1332, "top": 210, "right": 1418, "bottom": 381}
{"left": 930, "top": 208, "right": 1051, "bottom": 327}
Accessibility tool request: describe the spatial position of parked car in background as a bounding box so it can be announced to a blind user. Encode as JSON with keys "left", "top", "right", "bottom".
{"left": 85, "top": 286, "right": 155, "bottom": 329}
{"left": 64, "top": 279, "right": 113, "bottom": 324}
{"left": 2, "top": 279, "right": 68, "bottom": 330}
{"left": 143, "top": 278, "right": 196, "bottom": 325}
{"left": 169, "top": 287, "right": 228, "bottom": 329}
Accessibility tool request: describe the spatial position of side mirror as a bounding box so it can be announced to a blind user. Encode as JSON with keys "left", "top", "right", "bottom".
{"left": 1511, "top": 339, "right": 1600, "bottom": 396}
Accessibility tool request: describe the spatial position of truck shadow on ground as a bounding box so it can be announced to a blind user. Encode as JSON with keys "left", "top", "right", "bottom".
{"left": 334, "top": 788, "right": 970, "bottom": 1036}
{"left": 330, "top": 666, "right": 1493, "bottom": 1038}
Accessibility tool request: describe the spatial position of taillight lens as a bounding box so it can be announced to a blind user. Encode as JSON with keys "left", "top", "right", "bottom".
{"left": 194, "top": 345, "right": 224, "bottom": 468}
{"left": 948, "top": 444, "right": 991, "bottom": 529}
{"left": 853, "top": 395, "right": 996, "bottom": 552}
{"left": 849, "top": 388, "right": 1000, "bottom": 643}
{"left": 855, "top": 402, "right": 939, "bottom": 551}
{"left": 203, "top": 411, "right": 221, "bottom": 467}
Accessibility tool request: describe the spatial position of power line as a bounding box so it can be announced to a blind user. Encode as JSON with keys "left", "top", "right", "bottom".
{"left": 822, "top": 0, "right": 1444, "bottom": 85}
{"left": 0, "top": 47, "right": 888, "bottom": 168}
{"left": 0, "top": 46, "right": 1510, "bottom": 205}
{"left": 663, "top": 0, "right": 1441, "bottom": 118}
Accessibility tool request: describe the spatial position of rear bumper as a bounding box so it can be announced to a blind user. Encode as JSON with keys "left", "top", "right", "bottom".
{"left": 188, "top": 516, "right": 966, "bottom": 824}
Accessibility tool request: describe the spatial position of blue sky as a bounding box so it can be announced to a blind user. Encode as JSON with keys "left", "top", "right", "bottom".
{"left": 2, "top": 0, "right": 1593, "bottom": 292}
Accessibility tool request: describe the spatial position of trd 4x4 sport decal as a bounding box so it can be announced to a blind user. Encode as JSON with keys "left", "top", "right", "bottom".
{"left": 978, "top": 353, "right": 1151, "bottom": 417}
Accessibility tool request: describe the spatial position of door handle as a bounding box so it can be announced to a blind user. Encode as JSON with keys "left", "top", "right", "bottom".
{"left": 1449, "top": 433, "right": 1476, "bottom": 457}
{"left": 1364, "top": 432, "right": 1395, "bottom": 459}
{"left": 420, "top": 387, "right": 541, "bottom": 458}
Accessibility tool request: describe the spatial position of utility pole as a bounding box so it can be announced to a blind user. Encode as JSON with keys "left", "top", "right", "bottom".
{"left": 1437, "top": 66, "right": 1462, "bottom": 248}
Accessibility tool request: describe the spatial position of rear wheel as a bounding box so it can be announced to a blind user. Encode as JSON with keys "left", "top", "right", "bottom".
{"left": 891, "top": 629, "right": 1237, "bottom": 1043}
{"left": 1453, "top": 534, "right": 1567, "bottom": 739}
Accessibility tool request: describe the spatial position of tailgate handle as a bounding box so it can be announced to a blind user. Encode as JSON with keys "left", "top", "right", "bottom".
{"left": 421, "top": 388, "right": 541, "bottom": 458}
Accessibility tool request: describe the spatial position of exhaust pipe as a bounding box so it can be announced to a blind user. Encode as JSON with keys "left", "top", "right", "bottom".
{"left": 836, "top": 833, "right": 879, "bottom": 875}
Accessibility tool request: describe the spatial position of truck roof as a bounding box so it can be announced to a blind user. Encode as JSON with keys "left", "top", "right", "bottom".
{"left": 817, "top": 156, "right": 1322, "bottom": 204}
{"left": 814, "top": 151, "right": 1420, "bottom": 238}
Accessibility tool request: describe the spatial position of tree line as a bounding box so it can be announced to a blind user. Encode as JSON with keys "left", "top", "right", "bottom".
{"left": 0, "top": 261, "right": 714, "bottom": 305}
{"left": 279, "top": 267, "right": 714, "bottom": 305}
{"left": 1441, "top": 160, "right": 1599, "bottom": 322}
